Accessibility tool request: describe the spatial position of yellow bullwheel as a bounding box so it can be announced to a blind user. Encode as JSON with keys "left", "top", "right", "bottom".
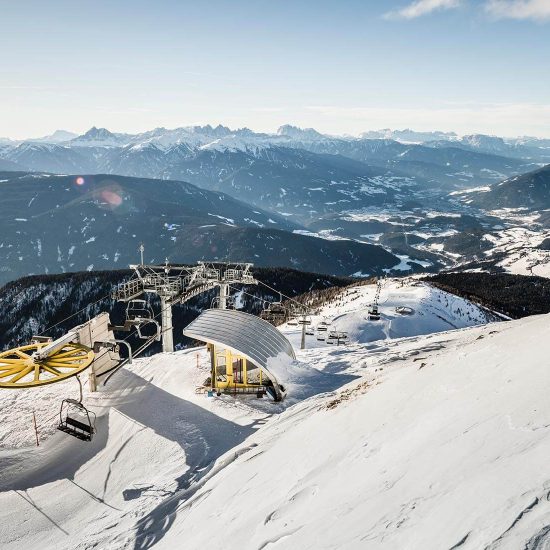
{"left": 0, "top": 342, "right": 94, "bottom": 389}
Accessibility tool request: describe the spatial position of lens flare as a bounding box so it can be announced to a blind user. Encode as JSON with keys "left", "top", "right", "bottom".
{"left": 75, "top": 176, "right": 85, "bottom": 186}
{"left": 100, "top": 189, "right": 123, "bottom": 207}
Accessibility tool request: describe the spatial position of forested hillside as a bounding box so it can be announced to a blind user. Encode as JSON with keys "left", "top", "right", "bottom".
{"left": 425, "top": 272, "right": 550, "bottom": 318}
{"left": 0, "top": 267, "right": 353, "bottom": 350}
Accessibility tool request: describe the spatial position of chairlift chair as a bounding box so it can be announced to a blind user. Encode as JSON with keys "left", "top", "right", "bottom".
{"left": 367, "top": 306, "right": 381, "bottom": 321}
{"left": 136, "top": 319, "right": 162, "bottom": 341}
{"left": 367, "top": 280, "right": 382, "bottom": 321}
{"left": 260, "top": 299, "right": 287, "bottom": 324}
{"left": 126, "top": 299, "right": 154, "bottom": 322}
{"left": 286, "top": 303, "right": 304, "bottom": 326}
{"left": 317, "top": 320, "right": 329, "bottom": 332}
{"left": 57, "top": 398, "right": 96, "bottom": 442}
{"left": 211, "top": 296, "right": 236, "bottom": 309}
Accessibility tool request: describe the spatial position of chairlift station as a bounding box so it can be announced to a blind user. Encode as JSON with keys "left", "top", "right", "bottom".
{"left": 112, "top": 259, "right": 257, "bottom": 353}
{"left": 0, "top": 255, "right": 300, "bottom": 442}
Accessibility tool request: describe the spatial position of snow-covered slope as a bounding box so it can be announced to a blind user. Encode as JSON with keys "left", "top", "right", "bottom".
{"left": 3, "top": 281, "right": 550, "bottom": 549}
{"left": 280, "top": 278, "right": 497, "bottom": 349}
{"left": 152, "top": 314, "right": 550, "bottom": 550}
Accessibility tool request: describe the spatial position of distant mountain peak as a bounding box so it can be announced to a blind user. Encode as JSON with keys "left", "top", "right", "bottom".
{"left": 29, "top": 129, "right": 78, "bottom": 143}
{"left": 361, "top": 128, "right": 458, "bottom": 143}
{"left": 277, "top": 125, "right": 324, "bottom": 140}
{"left": 71, "top": 126, "right": 124, "bottom": 147}
{"left": 81, "top": 126, "right": 116, "bottom": 139}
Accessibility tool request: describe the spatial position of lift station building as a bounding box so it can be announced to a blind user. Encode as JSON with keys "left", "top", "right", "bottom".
{"left": 183, "top": 309, "right": 295, "bottom": 401}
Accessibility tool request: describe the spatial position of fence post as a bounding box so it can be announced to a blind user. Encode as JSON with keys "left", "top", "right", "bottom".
{"left": 32, "top": 410, "right": 39, "bottom": 447}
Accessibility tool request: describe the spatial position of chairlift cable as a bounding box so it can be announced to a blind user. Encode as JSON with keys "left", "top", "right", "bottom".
{"left": 256, "top": 280, "right": 313, "bottom": 315}
{"left": 37, "top": 292, "right": 112, "bottom": 336}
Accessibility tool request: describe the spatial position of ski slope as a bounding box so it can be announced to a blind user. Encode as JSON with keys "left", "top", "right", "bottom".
{"left": 1, "top": 280, "right": 549, "bottom": 549}
{"left": 280, "top": 278, "right": 496, "bottom": 349}
{"left": 151, "top": 314, "right": 550, "bottom": 550}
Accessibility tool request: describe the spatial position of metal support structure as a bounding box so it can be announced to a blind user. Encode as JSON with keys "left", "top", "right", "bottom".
{"left": 34, "top": 331, "right": 77, "bottom": 361}
{"left": 112, "top": 256, "right": 258, "bottom": 353}
{"left": 219, "top": 283, "right": 229, "bottom": 310}
{"left": 160, "top": 296, "right": 174, "bottom": 353}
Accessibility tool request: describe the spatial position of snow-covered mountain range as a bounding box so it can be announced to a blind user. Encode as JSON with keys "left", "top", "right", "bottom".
{"left": 1, "top": 124, "right": 550, "bottom": 283}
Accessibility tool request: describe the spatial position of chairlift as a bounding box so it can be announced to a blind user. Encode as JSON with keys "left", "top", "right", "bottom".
{"left": 211, "top": 296, "right": 236, "bottom": 309}
{"left": 367, "top": 280, "right": 382, "bottom": 321}
{"left": 57, "top": 398, "right": 96, "bottom": 442}
{"left": 136, "top": 319, "right": 161, "bottom": 341}
{"left": 126, "top": 299, "right": 154, "bottom": 322}
{"left": 261, "top": 297, "right": 287, "bottom": 324}
{"left": 367, "top": 306, "right": 381, "bottom": 321}
{"left": 317, "top": 320, "right": 329, "bottom": 332}
{"left": 285, "top": 303, "right": 303, "bottom": 325}
{"left": 328, "top": 330, "right": 348, "bottom": 345}
{"left": 305, "top": 327, "right": 314, "bottom": 336}
{"left": 328, "top": 330, "right": 348, "bottom": 340}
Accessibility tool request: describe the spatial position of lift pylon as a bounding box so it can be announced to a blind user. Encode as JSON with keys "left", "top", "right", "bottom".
{"left": 112, "top": 257, "right": 258, "bottom": 352}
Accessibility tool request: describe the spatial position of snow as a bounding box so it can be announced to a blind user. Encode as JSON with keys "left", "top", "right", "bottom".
{"left": 279, "top": 279, "right": 493, "bottom": 350}
{"left": 387, "top": 254, "right": 433, "bottom": 272}
{"left": 207, "top": 213, "right": 235, "bottom": 225}
{"left": 153, "top": 314, "right": 550, "bottom": 550}
{"left": 481, "top": 227, "right": 550, "bottom": 277}
{"left": 1, "top": 280, "right": 549, "bottom": 549}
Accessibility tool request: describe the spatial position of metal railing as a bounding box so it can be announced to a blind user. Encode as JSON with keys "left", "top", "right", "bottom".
{"left": 112, "top": 278, "right": 144, "bottom": 301}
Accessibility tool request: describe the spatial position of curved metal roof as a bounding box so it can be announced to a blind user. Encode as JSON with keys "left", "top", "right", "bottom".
{"left": 183, "top": 309, "right": 295, "bottom": 378}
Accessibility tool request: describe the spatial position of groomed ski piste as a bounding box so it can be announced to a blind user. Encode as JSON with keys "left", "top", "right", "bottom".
{"left": 1, "top": 279, "right": 549, "bottom": 549}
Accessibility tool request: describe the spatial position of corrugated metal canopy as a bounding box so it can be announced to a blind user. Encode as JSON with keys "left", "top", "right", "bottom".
{"left": 183, "top": 309, "right": 295, "bottom": 375}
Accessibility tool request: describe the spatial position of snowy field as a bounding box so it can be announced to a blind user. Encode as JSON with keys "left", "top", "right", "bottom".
{"left": 280, "top": 278, "right": 495, "bottom": 349}
{"left": 482, "top": 227, "right": 550, "bottom": 278}
{"left": 1, "top": 280, "right": 550, "bottom": 549}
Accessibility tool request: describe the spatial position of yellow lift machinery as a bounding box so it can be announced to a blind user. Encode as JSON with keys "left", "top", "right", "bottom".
{"left": 209, "top": 344, "right": 266, "bottom": 397}
{"left": 0, "top": 342, "right": 94, "bottom": 388}
{"left": 0, "top": 314, "right": 127, "bottom": 443}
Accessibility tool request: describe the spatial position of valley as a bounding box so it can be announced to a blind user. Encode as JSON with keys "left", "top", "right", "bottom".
{"left": 1, "top": 125, "right": 549, "bottom": 285}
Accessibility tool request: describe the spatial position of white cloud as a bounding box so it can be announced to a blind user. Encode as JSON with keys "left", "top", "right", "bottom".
{"left": 485, "top": 0, "right": 550, "bottom": 21}
{"left": 384, "top": 0, "right": 461, "bottom": 19}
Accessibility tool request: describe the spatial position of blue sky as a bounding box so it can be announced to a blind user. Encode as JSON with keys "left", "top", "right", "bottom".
{"left": 1, "top": 0, "right": 549, "bottom": 138}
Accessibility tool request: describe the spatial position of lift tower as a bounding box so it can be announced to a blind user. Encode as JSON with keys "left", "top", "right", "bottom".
{"left": 112, "top": 259, "right": 257, "bottom": 352}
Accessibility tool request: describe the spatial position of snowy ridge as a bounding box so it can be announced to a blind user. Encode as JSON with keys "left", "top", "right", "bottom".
{"left": 150, "top": 314, "right": 550, "bottom": 550}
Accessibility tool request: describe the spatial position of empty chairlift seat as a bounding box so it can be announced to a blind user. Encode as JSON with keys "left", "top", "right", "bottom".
{"left": 57, "top": 398, "right": 96, "bottom": 442}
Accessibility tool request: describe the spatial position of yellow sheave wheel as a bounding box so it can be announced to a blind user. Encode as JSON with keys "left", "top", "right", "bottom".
{"left": 0, "top": 342, "right": 94, "bottom": 389}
